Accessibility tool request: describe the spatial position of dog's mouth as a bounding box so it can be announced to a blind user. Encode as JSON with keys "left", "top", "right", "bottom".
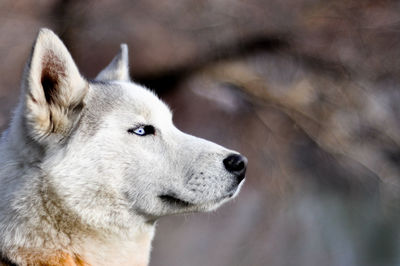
{"left": 158, "top": 178, "right": 246, "bottom": 209}
{"left": 159, "top": 194, "right": 194, "bottom": 207}
{"left": 159, "top": 191, "right": 236, "bottom": 209}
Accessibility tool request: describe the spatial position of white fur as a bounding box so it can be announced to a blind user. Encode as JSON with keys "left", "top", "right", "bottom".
{"left": 0, "top": 28, "right": 246, "bottom": 266}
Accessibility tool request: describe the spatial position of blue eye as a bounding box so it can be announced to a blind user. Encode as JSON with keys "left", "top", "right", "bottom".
{"left": 134, "top": 127, "right": 145, "bottom": 135}
{"left": 128, "top": 125, "right": 155, "bottom": 136}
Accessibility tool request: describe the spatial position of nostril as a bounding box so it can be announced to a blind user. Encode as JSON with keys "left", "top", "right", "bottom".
{"left": 223, "top": 154, "right": 248, "bottom": 174}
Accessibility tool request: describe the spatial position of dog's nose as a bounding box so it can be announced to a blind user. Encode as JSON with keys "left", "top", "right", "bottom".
{"left": 223, "top": 154, "right": 247, "bottom": 183}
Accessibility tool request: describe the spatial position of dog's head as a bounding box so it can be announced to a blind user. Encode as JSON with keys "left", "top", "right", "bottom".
{"left": 19, "top": 29, "right": 247, "bottom": 225}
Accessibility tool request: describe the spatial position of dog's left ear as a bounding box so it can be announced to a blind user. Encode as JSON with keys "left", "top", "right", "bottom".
{"left": 23, "top": 28, "right": 88, "bottom": 143}
{"left": 95, "top": 44, "right": 130, "bottom": 82}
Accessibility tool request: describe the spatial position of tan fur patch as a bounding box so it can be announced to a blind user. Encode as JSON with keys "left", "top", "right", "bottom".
{"left": 7, "top": 250, "right": 90, "bottom": 266}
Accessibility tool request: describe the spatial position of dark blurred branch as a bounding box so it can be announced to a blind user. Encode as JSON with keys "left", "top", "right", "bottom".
{"left": 135, "top": 34, "right": 290, "bottom": 95}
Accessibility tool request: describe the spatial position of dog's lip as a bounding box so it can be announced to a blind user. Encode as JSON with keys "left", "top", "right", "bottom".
{"left": 159, "top": 182, "right": 244, "bottom": 208}
{"left": 159, "top": 194, "right": 194, "bottom": 207}
{"left": 238, "top": 174, "right": 246, "bottom": 184}
{"left": 228, "top": 175, "right": 246, "bottom": 193}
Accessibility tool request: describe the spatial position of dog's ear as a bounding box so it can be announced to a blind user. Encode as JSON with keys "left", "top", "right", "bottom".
{"left": 23, "top": 28, "right": 88, "bottom": 142}
{"left": 95, "top": 44, "right": 130, "bottom": 82}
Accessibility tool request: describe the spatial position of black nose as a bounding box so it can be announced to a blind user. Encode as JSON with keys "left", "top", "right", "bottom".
{"left": 223, "top": 154, "right": 247, "bottom": 182}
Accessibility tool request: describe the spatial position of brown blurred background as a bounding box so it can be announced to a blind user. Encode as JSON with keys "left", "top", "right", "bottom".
{"left": 2, "top": 1, "right": 400, "bottom": 265}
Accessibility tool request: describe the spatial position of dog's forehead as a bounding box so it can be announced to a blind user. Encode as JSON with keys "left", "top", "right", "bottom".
{"left": 87, "top": 81, "right": 172, "bottom": 121}
{"left": 121, "top": 82, "right": 172, "bottom": 120}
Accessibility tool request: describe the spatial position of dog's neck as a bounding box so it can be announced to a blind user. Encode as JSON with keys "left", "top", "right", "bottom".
{"left": 0, "top": 175, "right": 155, "bottom": 265}
{"left": 79, "top": 226, "right": 155, "bottom": 266}
{"left": 1, "top": 205, "right": 155, "bottom": 266}
{"left": 1, "top": 227, "right": 155, "bottom": 265}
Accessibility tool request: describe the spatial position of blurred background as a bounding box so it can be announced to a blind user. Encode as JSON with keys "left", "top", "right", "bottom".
{"left": 1, "top": 0, "right": 400, "bottom": 265}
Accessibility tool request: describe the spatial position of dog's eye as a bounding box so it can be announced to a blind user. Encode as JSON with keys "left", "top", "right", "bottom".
{"left": 128, "top": 125, "right": 155, "bottom": 136}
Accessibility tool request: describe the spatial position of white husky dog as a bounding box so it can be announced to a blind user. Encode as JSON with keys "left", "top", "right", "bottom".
{"left": 0, "top": 29, "right": 247, "bottom": 266}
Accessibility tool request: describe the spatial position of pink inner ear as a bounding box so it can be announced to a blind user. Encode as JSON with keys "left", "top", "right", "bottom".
{"left": 40, "top": 51, "right": 66, "bottom": 105}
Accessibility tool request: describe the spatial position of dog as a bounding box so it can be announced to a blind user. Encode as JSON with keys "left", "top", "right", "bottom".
{"left": 0, "top": 29, "right": 247, "bottom": 266}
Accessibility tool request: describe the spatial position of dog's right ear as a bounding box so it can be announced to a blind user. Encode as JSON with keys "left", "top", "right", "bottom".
{"left": 22, "top": 28, "right": 88, "bottom": 143}
{"left": 95, "top": 44, "right": 130, "bottom": 82}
